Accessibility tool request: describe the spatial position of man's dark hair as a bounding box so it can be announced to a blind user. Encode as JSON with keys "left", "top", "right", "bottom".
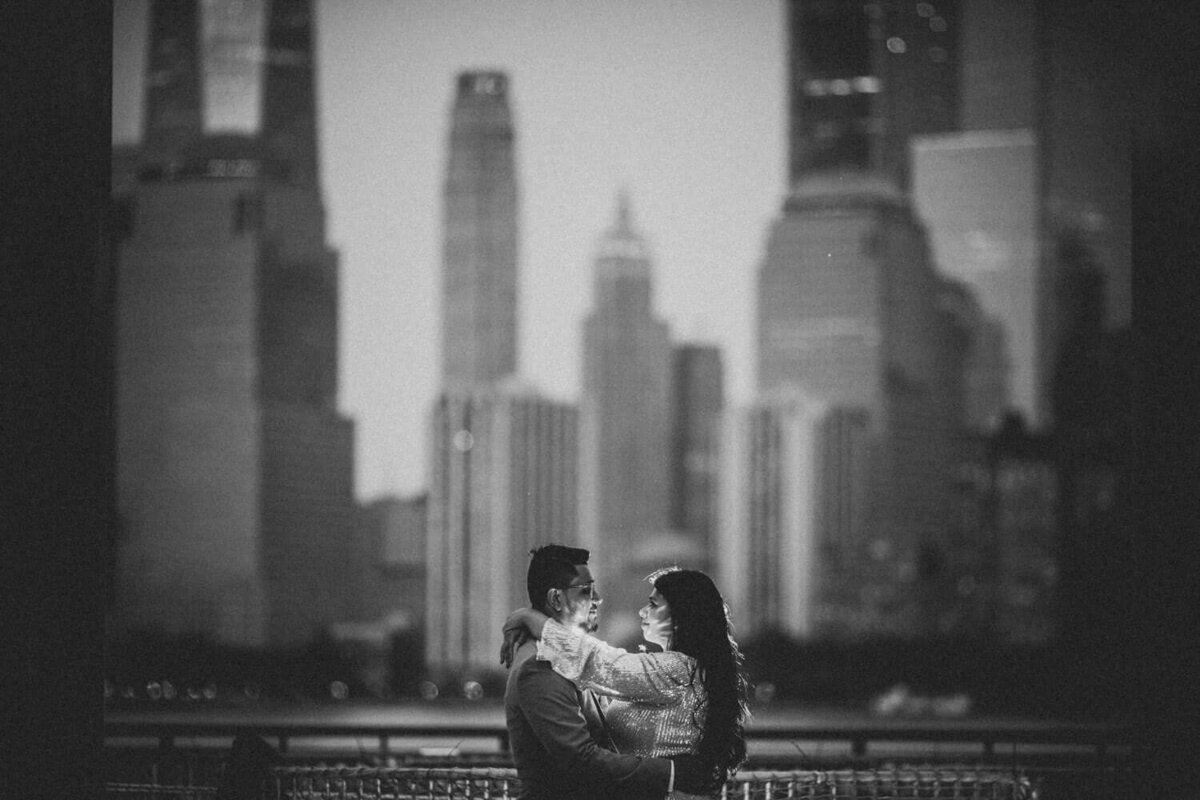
{"left": 527, "top": 544, "right": 589, "bottom": 613}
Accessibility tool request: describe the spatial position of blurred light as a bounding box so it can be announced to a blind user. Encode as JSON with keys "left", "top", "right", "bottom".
{"left": 829, "top": 79, "right": 852, "bottom": 96}
{"left": 804, "top": 79, "right": 828, "bottom": 96}
{"left": 853, "top": 76, "right": 881, "bottom": 93}
{"left": 162, "top": 681, "right": 177, "bottom": 700}
{"left": 754, "top": 682, "right": 776, "bottom": 704}
{"left": 886, "top": 37, "right": 907, "bottom": 54}
{"left": 929, "top": 16, "right": 948, "bottom": 33}
{"left": 243, "top": 682, "right": 262, "bottom": 700}
{"left": 146, "top": 681, "right": 163, "bottom": 701}
{"left": 121, "top": 686, "right": 137, "bottom": 700}
{"left": 186, "top": 686, "right": 202, "bottom": 701}
{"left": 463, "top": 680, "right": 484, "bottom": 700}
{"left": 418, "top": 680, "right": 439, "bottom": 700}
{"left": 203, "top": 682, "right": 218, "bottom": 701}
{"left": 453, "top": 430, "right": 474, "bottom": 452}
{"left": 916, "top": 2, "right": 936, "bottom": 17}
{"left": 330, "top": 680, "right": 350, "bottom": 700}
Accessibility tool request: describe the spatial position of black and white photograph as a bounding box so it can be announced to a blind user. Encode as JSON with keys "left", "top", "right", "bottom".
{"left": 9, "top": 1, "right": 1198, "bottom": 798}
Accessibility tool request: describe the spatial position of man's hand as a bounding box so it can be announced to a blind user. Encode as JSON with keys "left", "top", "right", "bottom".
{"left": 668, "top": 753, "right": 717, "bottom": 795}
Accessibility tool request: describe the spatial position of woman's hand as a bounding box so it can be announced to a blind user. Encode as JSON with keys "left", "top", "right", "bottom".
{"left": 499, "top": 626, "right": 529, "bottom": 669}
{"left": 499, "top": 607, "right": 549, "bottom": 668}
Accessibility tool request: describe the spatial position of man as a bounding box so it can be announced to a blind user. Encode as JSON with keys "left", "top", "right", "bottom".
{"left": 503, "top": 545, "right": 708, "bottom": 800}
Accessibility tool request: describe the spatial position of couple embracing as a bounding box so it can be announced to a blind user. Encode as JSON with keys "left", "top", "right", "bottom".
{"left": 501, "top": 544, "right": 749, "bottom": 800}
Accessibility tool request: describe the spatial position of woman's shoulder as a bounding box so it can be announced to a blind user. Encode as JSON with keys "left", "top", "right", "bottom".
{"left": 650, "top": 649, "right": 700, "bottom": 680}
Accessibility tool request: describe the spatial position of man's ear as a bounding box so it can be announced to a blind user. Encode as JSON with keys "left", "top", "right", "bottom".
{"left": 545, "top": 588, "right": 561, "bottom": 612}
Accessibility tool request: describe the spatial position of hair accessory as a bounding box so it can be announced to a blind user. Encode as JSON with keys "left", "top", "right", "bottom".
{"left": 645, "top": 565, "right": 682, "bottom": 583}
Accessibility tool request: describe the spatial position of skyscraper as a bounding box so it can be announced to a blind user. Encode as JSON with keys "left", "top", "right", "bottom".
{"left": 578, "top": 193, "right": 673, "bottom": 644}
{"left": 786, "top": 0, "right": 959, "bottom": 189}
{"left": 440, "top": 71, "right": 519, "bottom": 390}
{"left": 756, "top": 175, "right": 968, "bottom": 636}
{"left": 758, "top": 0, "right": 972, "bottom": 637}
{"left": 426, "top": 73, "right": 578, "bottom": 673}
{"left": 112, "top": 0, "right": 356, "bottom": 648}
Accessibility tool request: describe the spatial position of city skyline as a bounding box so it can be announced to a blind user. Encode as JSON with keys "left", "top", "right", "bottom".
{"left": 113, "top": 0, "right": 1133, "bottom": 505}
{"left": 113, "top": 0, "right": 788, "bottom": 500}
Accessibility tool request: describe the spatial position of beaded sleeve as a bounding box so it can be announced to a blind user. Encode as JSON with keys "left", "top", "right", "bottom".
{"left": 536, "top": 618, "right": 697, "bottom": 704}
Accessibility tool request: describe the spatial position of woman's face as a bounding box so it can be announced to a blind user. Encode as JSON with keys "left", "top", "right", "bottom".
{"left": 639, "top": 588, "right": 673, "bottom": 650}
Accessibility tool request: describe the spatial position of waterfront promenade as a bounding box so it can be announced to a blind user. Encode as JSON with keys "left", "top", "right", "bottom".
{"left": 105, "top": 698, "right": 1131, "bottom": 767}
{"left": 101, "top": 700, "right": 1134, "bottom": 798}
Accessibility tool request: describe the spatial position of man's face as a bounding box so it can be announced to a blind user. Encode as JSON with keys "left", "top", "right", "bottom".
{"left": 553, "top": 565, "right": 602, "bottom": 634}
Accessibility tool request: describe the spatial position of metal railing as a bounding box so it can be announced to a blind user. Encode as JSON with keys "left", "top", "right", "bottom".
{"left": 89, "top": 766, "right": 1140, "bottom": 800}
{"left": 267, "top": 765, "right": 1037, "bottom": 799}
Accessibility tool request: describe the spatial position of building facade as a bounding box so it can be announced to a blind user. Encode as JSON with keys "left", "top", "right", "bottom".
{"left": 112, "top": 0, "right": 356, "bottom": 648}
{"left": 425, "top": 384, "right": 578, "bottom": 673}
{"left": 717, "top": 392, "right": 827, "bottom": 640}
{"left": 356, "top": 493, "right": 428, "bottom": 629}
{"left": 669, "top": 344, "right": 724, "bottom": 560}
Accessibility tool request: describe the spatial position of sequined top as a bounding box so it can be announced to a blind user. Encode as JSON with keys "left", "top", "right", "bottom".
{"left": 537, "top": 619, "right": 713, "bottom": 798}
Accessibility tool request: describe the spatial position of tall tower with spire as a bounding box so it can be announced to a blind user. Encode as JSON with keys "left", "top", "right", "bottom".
{"left": 578, "top": 193, "right": 673, "bottom": 643}
{"left": 440, "top": 71, "right": 519, "bottom": 389}
{"left": 112, "top": 0, "right": 356, "bottom": 648}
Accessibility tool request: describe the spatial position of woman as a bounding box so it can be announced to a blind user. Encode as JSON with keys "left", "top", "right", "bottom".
{"left": 504, "top": 567, "right": 749, "bottom": 797}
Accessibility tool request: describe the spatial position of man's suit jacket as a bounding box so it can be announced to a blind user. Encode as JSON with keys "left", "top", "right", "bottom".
{"left": 504, "top": 642, "right": 670, "bottom": 800}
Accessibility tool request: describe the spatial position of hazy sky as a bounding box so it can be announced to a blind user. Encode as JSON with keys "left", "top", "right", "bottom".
{"left": 112, "top": 0, "right": 787, "bottom": 500}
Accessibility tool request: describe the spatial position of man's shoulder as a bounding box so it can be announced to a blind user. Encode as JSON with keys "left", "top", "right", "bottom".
{"left": 514, "top": 651, "right": 570, "bottom": 684}
{"left": 506, "top": 648, "right": 570, "bottom": 699}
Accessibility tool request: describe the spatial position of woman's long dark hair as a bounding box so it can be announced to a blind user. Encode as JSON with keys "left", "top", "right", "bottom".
{"left": 651, "top": 568, "right": 749, "bottom": 788}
